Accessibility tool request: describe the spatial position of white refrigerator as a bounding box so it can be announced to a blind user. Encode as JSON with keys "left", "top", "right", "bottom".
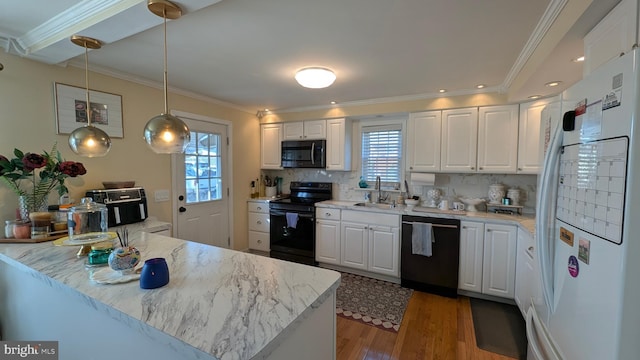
{"left": 529, "top": 48, "right": 640, "bottom": 359}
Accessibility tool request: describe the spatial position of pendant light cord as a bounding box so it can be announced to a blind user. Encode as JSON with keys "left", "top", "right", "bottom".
{"left": 84, "top": 43, "right": 92, "bottom": 127}
{"left": 163, "top": 9, "right": 169, "bottom": 114}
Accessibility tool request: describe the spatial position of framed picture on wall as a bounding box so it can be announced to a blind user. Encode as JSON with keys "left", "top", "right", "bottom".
{"left": 54, "top": 82, "right": 124, "bottom": 138}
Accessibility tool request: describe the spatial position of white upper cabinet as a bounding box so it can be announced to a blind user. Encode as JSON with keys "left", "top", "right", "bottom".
{"left": 325, "top": 118, "right": 351, "bottom": 171}
{"left": 518, "top": 97, "right": 556, "bottom": 174}
{"left": 260, "top": 123, "right": 283, "bottom": 169}
{"left": 406, "top": 111, "right": 441, "bottom": 172}
{"left": 283, "top": 120, "right": 326, "bottom": 140}
{"left": 441, "top": 107, "right": 478, "bottom": 172}
{"left": 477, "top": 105, "right": 519, "bottom": 173}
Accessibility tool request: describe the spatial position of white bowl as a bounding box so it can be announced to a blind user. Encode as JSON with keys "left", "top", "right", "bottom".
{"left": 404, "top": 199, "right": 419, "bottom": 206}
{"left": 460, "top": 198, "right": 485, "bottom": 212}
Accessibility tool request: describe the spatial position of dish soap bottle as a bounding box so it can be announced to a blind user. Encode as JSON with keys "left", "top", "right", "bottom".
{"left": 358, "top": 176, "right": 368, "bottom": 188}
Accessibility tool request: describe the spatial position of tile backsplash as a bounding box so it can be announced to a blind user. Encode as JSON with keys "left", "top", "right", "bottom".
{"left": 262, "top": 169, "right": 538, "bottom": 214}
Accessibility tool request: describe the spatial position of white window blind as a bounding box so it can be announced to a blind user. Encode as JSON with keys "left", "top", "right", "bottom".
{"left": 361, "top": 124, "right": 402, "bottom": 182}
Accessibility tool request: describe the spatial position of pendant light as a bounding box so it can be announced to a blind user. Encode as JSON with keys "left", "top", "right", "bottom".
{"left": 143, "top": 0, "right": 190, "bottom": 154}
{"left": 68, "top": 35, "right": 112, "bottom": 157}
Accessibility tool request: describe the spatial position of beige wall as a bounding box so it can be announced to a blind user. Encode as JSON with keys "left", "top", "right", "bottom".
{"left": 0, "top": 53, "right": 259, "bottom": 250}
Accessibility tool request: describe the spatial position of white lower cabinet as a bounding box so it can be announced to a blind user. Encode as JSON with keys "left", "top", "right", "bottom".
{"left": 315, "top": 208, "right": 341, "bottom": 265}
{"left": 248, "top": 200, "right": 270, "bottom": 252}
{"left": 316, "top": 209, "right": 400, "bottom": 277}
{"left": 459, "top": 220, "right": 517, "bottom": 299}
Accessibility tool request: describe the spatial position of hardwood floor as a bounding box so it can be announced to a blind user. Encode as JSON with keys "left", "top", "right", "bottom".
{"left": 336, "top": 291, "right": 518, "bottom": 360}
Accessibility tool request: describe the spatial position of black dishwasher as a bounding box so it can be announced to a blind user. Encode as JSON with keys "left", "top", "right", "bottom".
{"left": 401, "top": 215, "right": 460, "bottom": 298}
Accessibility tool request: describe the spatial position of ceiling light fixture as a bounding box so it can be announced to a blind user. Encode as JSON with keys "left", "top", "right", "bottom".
{"left": 573, "top": 56, "right": 585, "bottom": 62}
{"left": 330, "top": 101, "right": 337, "bottom": 105}
{"left": 545, "top": 81, "right": 562, "bottom": 87}
{"left": 68, "top": 35, "right": 112, "bottom": 157}
{"left": 143, "top": 0, "right": 190, "bottom": 154}
{"left": 295, "top": 67, "right": 336, "bottom": 89}
{"left": 528, "top": 95, "right": 542, "bottom": 99}
{"left": 438, "top": 89, "right": 446, "bottom": 93}
{"left": 476, "top": 84, "right": 486, "bottom": 89}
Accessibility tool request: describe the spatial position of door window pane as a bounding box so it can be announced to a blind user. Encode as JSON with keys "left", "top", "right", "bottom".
{"left": 184, "top": 131, "right": 222, "bottom": 204}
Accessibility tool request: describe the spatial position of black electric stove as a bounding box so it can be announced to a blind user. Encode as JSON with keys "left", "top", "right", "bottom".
{"left": 269, "top": 182, "right": 332, "bottom": 265}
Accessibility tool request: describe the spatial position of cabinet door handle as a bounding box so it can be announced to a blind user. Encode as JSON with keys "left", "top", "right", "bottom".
{"left": 410, "top": 166, "right": 413, "bottom": 170}
{"left": 325, "top": 212, "right": 331, "bottom": 217}
{"left": 471, "top": 167, "right": 475, "bottom": 170}
{"left": 256, "top": 206, "right": 262, "bottom": 211}
{"left": 257, "top": 221, "right": 262, "bottom": 225}
{"left": 528, "top": 246, "right": 534, "bottom": 252}
{"left": 486, "top": 229, "right": 491, "bottom": 232}
{"left": 518, "top": 168, "right": 523, "bottom": 171}
{"left": 479, "top": 167, "right": 483, "bottom": 170}
{"left": 462, "top": 226, "right": 467, "bottom": 229}
{"left": 257, "top": 240, "right": 262, "bottom": 244}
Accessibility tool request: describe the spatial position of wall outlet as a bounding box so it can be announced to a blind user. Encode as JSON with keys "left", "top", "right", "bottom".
{"left": 154, "top": 189, "right": 170, "bottom": 202}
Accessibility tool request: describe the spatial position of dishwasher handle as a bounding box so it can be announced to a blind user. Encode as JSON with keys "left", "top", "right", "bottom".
{"left": 402, "top": 221, "right": 459, "bottom": 229}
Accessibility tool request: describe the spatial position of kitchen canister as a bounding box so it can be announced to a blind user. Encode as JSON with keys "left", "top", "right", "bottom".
{"left": 67, "top": 197, "right": 108, "bottom": 241}
{"left": 507, "top": 188, "right": 521, "bottom": 206}
{"left": 488, "top": 184, "right": 506, "bottom": 204}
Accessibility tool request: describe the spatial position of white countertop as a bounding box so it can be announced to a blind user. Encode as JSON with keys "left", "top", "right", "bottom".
{"left": 0, "top": 232, "right": 341, "bottom": 359}
{"left": 109, "top": 216, "right": 171, "bottom": 234}
{"left": 317, "top": 200, "right": 535, "bottom": 234}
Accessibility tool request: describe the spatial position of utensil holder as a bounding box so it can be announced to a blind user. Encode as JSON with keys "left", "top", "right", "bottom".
{"left": 265, "top": 186, "right": 277, "bottom": 198}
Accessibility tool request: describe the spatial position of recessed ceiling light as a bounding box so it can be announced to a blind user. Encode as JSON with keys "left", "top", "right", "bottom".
{"left": 264, "top": 108, "right": 270, "bottom": 112}
{"left": 528, "top": 95, "right": 542, "bottom": 99}
{"left": 476, "top": 84, "right": 485, "bottom": 89}
{"left": 295, "top": 67, "right": 336, "bottom": 89}
{"left": 573, "top": 56, "right": 585, "bottom": 62}
{"left": 545, "top": 81, "right": 562, "bottom": 87}
{"left": 330, "top": 101, "right": 337, "bottom": 105}
{"left": 438, "top": 89, "right": 446, "bottom": 93}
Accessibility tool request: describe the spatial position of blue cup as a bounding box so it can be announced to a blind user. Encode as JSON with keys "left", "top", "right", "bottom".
{"left": 139, "top": 258, "right": 170, "bottom": 289}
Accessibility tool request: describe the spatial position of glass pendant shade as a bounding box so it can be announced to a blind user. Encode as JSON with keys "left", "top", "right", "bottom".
{"left": 144, "top": 0, "right": 190, "bottom": 154}
{"left": 68, "top": 35, "right": 111, "bottom": 157}
{"left": 143, "top": 113, "right": 190, "bottom": 153}
{"left": 69, "top": 125, "right": 112, "bottom": 157}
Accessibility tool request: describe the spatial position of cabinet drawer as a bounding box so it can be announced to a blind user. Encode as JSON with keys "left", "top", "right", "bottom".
{"left": 316, "top": 208, "right": 340, "bottom": 220}
{"left": 248, "top": 213, "right": 270, "bottom": 232}
{"left": 341, "top": 210, "right": 399, "bottom": 227}
{"left": 249, "top": 231, "right": 270, "bottom": 251}
{"left": 248, "top": 201, "right": 269, "bottom": 213}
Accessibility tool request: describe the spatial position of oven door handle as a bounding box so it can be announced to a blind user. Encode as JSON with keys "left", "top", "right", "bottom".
{"left": 311, "top": 142, "right": 315, "bottom": 165}
{"left": 270, "top": 210, "right": 314, "bottom": 219}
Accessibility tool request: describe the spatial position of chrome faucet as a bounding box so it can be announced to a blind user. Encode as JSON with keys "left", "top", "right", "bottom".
{"left": 375, "top": 176, "right": 387, "bottom": 203}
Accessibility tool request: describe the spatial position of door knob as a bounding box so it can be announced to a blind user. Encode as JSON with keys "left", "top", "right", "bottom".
{"left": 179, "top": 206, "right": 186, "bottom": 213}
{"left": 179, "top": 195, "right": 184, "bottom": 201}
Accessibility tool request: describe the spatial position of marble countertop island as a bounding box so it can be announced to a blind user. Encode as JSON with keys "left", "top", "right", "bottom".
{"left": 0, "top": 232, "right": 341, "bottom": 359}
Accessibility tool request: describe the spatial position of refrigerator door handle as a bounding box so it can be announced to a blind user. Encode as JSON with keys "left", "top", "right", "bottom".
{"left": 536, "top": 115, "right": 564, "bottom": 313}
{"left": 526, "top": 306, "right": 562, "bottom": 360}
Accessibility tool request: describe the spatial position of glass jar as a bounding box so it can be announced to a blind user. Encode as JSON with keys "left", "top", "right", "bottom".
{"left": 4, "top": 220, "right": 16, "bottom": 238}
{"left": 88, "top": 241, "right": 114, "bottom": 265}
{"left": 67, "top": 197, "right": 108, "bottom": 240}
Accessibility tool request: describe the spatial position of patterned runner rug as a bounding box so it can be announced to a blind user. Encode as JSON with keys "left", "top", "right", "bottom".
{"left": 336, "top": 272, "right": 413, "bottom": 332}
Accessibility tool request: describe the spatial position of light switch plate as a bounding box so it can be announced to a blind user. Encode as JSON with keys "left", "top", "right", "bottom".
{"left": 154, "top": 189, "right": 170, "bottom": 202}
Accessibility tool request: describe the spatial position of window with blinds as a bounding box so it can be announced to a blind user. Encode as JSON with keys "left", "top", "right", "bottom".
{"left": 361, "top": 124, "right": 402, "bottom": 182}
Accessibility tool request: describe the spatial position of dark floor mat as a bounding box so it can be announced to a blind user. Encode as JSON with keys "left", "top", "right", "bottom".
{"left": 470, "top": 298, "right": 527, "bottom": 359}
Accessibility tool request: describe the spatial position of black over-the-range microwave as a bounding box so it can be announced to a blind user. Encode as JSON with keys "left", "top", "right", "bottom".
{"left": 281, "top": 139, "right": 326, "bottom": 168}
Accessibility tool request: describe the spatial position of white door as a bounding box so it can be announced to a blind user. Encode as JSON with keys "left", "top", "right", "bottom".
{"left": 458, "top": 221, "right": 484, "bottom": 292}
{"left": 406, "top": 110, "right": 441, "bottom": 172}
{"left": 368, "top": 225, "right": 399, "bottom": 277}
{"left": 341, "top": 222, "right": 368, "bottom": 270}
{"left": 316, "top": 219, "right": 340, "bottom": 264}
{"left": 482, "top": 223, "right": 517, "bottom": 298}
{"left": 173, "top": 113, "right": 230, "bottom": 248}
{"left": 441, "top": 107, "right": 478, "bottom": 172}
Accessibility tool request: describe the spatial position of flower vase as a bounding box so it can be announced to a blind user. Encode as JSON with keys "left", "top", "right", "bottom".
{"left": 18, "top": 195, "right": 48, "bottom": 221}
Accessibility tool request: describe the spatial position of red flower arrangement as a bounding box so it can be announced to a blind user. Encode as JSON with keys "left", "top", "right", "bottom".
{"left": 0, "top": 144, "right": 86, "bottom": 214}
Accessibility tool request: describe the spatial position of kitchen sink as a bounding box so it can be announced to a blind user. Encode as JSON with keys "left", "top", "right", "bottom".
{"left": 353, "top": 202, "right": 396, "bottom": 210}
